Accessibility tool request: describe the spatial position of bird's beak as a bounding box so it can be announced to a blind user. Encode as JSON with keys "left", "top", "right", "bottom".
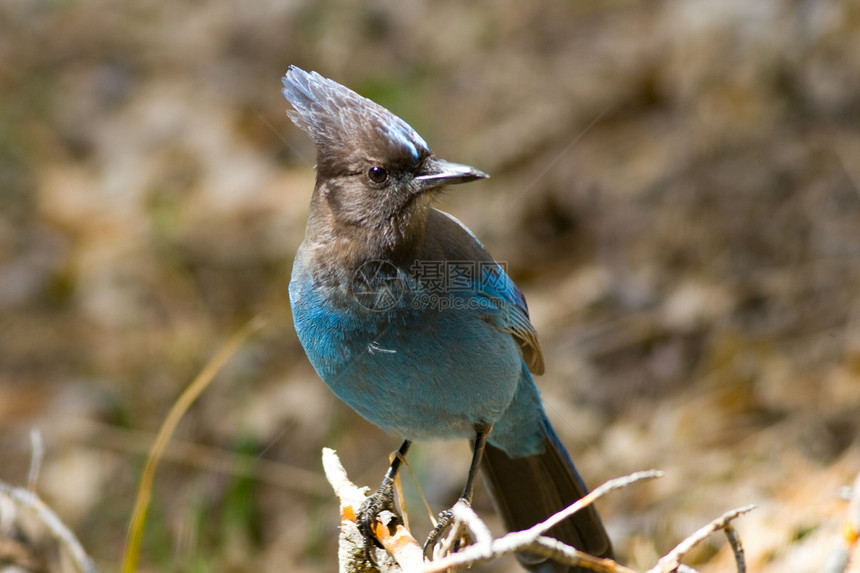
{"left": 413, "top": 157, "right": 489, "bottom": 193}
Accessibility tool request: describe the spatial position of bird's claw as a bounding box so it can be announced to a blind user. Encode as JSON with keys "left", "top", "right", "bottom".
{"left": 357, "top": 481, "right": 397, "bottom": 564}
{"left": 423, "top": 502, "right": 474, "bottom": 561}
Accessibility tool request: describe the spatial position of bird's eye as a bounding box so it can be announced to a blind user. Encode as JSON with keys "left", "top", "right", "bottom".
{"left": 367, "top": 166, "right": 388, "bottom": 184}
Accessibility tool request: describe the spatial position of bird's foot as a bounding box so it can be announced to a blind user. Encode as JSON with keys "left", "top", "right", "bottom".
{"left": 423, "top": 500, "right": 472, "bottom": 561}
{"left": 357, "top": 480, "right": 398, "bottom": 564}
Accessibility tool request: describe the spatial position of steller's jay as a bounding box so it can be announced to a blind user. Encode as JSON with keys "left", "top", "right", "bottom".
{"left": 282, "top": 66, "right": 613, "bottom": 572}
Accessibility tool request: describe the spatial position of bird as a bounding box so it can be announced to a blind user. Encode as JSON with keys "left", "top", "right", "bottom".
{"left": 282, "top": 65, "right": 613, "bottom": 572}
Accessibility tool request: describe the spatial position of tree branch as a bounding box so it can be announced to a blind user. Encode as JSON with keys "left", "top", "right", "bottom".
{"left": 646, "top": 505, "right": 756, "bottom": 573}
{"left": 0, "top": 482, "right": 100, "bottom": 573}
{"left": 322, "top": 447, "right": 424, "bottom": 572}
{"left": 322, "top": 448, "right": 754, "bottom": 573}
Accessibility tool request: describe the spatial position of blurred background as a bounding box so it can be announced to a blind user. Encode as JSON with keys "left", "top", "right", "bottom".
{"left": 1, "top": 1, "right": 860, "bottom": 571}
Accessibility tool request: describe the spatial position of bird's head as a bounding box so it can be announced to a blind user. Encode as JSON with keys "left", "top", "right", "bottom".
{"left": 282, "top": 66, "right": 487, "bottom": 253}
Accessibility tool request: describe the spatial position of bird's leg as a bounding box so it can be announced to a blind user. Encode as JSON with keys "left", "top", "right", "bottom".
{"left": 357, "top": 439, "right": 412, "bottom": 563}
{"left": 423, "top": 426, "right": 491, "bottom": 560}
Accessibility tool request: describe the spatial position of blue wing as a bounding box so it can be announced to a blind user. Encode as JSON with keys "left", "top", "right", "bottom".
{"left": 421, "top": 209, "right": 545, "bottom": 375}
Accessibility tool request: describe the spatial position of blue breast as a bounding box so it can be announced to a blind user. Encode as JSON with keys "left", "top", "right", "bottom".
{"left": 289, "top": 256, "right": 526, "bottom": 442}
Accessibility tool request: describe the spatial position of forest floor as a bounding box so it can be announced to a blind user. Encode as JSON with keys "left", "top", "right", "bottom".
{"left": 1, "top": 1, "right": 859, "bottom": 572}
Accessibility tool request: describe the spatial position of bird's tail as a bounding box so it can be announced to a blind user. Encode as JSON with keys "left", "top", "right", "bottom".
{"left": 481, "top": 417, "right": 613, "bottom": 573}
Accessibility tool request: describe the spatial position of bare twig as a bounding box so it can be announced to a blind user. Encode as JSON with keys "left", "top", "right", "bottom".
{"left": 322, "top": 449, "right": 754, "bottom": 573}
{"left": 647, "top": 505, "right": 756, "bottom": 573}
{"left": 420, "top": 529, "right": 632, "bottom": 573}
{"left": 28, "top": 428, "right": 44, "bottom": 493}
{"left": 724, "top": 524, "right": 746, "bottom": 573}
{"left": 0, "top": 482, "right": 100, "bottom": 573}
{"left": 324, "top": 446, "right": 658, "bottom": 573}
{"left": 536, "top": 470, "right": 663, "bottom": 536}
{"left": 451, "top": 500, "right": 493, "bottom": 546}
{"left": 530, "top": 536, "right": 638, "bottom": 573}
{"left": 322, "top": 448, "right": 424, "bottom": 572}
{"left": 422, "top": 470, "right": 661, "bottom": 572}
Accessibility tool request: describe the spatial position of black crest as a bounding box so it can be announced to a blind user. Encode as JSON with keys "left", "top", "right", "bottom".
{"left": 282, "top": 66, "right": 430, "bottom": 170}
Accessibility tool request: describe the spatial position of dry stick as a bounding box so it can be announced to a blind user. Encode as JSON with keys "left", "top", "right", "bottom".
{"left": 323, "top": 448, "right": 754, "bottom": 573}
{"left": 534, "top": 470, "right": 663, "bottom": 535}
{"left": 419, "top": 471, "right": 662, "bottom": 573}
{"left": 451, "top": 501, "right": 493, "bottom": 546}
{"left": 27, "top": 428, "right": 44, "bottom": 493}
{"left": 529, "top": 536, "right": 637, "bottom": 573}
{"left": 647, "top": 505, "right": 756, "bottom": 573}
{"left": 322, "top": 447, "right": 424, "bottom": 572}
{"left": 121, "top": 316, "right": 265, "bottom": 573}
{"left": 724, "top": 524, "right": 746, "bottom": 573}
{"left": 421, "top": 527, "right": 632, "bottom": 573}
{"left": 0, "top": 483, "right": 100, "bottom": 573}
